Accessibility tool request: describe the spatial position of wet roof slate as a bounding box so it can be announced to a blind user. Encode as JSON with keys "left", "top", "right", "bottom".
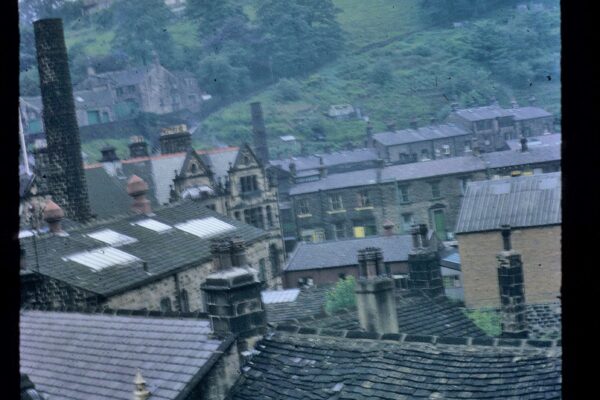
{"left": 455, "top": 172, "right": 561, "bottom": 233}
{"left": 285, "top": 235, "right": 414, "bottom": 272}
{"left": 20, "top": 310, "right": 227, "bottom": 400}
{"left": 20, "top": 201, "right": 267, "bottom": 297}
{"left": 373, "top": 123, "right": 470, "bottom": 146}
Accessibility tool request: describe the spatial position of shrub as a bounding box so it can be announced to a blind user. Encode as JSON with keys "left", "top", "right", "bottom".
{"left": 274, "top": 79, "right": 302, "bottom": 102}
{"left": 325, "top": 276, "right": 357, "bottom": 314}
{"left": 370, "top": 62, "right": 394, "bottom": 85}
{"left": 464, "top": 308, "right": 501, "bottom": 336}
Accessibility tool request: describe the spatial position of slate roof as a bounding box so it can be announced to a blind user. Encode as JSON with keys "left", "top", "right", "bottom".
{"left": 480, "top": 143, "right": 561, "bottom": 169}
{"left": 373, "top": 123, "right": 470, "bottom": 147}
{"left": 270, "top": 148, "right": 379, "bottom": 173}
{"left": 263, "top": 286, "right": 331, "bottom": 323}
{"left": 20, "top": 310, "right": 230, "bottom": 400}
{"left": 505, "top": 133, "right": 561, "bottom": 151}
{"left": 284, "top": 290, "right": 488, "bottom": 338}
{"left": 526, "top": 302, "right": 561, "bottom": 340}
{"left": 84, "top": 147, "right": 239, "bottom": 218}
{"left": 510, "top": 106, "right": 553, "bottom": 120}
{"left": 231, "top": 330, "right": 561, "bottom": 400}
{"left": 455, "top": 172, "right": 561, "bottom": 233}
{"left": 285, "top": 235, "right": 414, "bottom": 272}
{"left": 453, "top": 105, "right": 515, "bottom": 121}
{"left": 20, "top": 200, "right": 267, "bottom": 297}
{"left": 289, "top": 156, "right": 486, "bottom": 195}
{"left": 289, "top": 143, "right": 561, "bottom": 196}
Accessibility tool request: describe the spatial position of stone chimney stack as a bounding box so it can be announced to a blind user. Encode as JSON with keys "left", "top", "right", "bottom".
{"left": 520, "top": 136, "right": 528, "bottom": 152}
{"left": 471, "top": 137, "right": 481, "bottom": 156}
{"left": 355, "top": 247, "right": 398, "bottom": 335}
{"left": 451, "top": 102, "right": 459, "bottom": 111}
{"left": 201, "top": 238, "right": 266, "bottom": 350}
{"left": 409, "top": 118, "right": 418, "bottom": 129}
{"left": 129, "top": 136, "right": 149, "bottom": 158}
{"left": 133, "top": 370, "right": 151, "bottom": 400}
{"left": 34, "top": 18, "right": 92, "bottom": 222}
{"left": 430, "top": 117, "right": 437, "bottom": 125}
{"left": 383, "top": 220, "right": 395, "bottom": 236}
{"left": 496, "top": 225, "right": 528, "bottom": 338}
{"left": 159, "top": 124, "right": 192, "bottom": 154}
{"left": 365, "top": 121, "right": 374, "bottom": 147}
{"left": 288, "top": 160, "right": 297, "bottom": 177}
{"left": 511, "top": 99, "right": 519, "bottom": 109}
{"left": 385, "top": 121, "right": 396, "bottom": 131}
{"left": 127, "top": 175, "right": 152, "bottom": 215}
{"left": 407, "top": 224, "right": 444, "bottom": 297}
{"left": 528, "top": 96, "right": 536, "bottom": 106}
{"left": 318, "top": 156, "right": 327, "bottom": 178}
{"left": 43, "top": 199, "right": 65, "bottom": 234}
{"left": 100, "top": 144, "right": 119, "bottom": 162}
{"left": 250, "top": 102, "right": 270, "bottom": 164}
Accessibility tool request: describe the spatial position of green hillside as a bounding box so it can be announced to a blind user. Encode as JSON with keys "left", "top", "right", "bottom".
{"left": 26, "top": 0, "right": 560, "bottom": 159}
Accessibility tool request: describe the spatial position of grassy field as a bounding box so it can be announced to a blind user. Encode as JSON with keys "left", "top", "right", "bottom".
{"left": 53, "top": 0, "right": 560, "bottom": 158}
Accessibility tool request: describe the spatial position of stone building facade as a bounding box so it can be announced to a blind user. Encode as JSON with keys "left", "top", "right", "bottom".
{"left": 288, "top": 145, "right": 560, "bottom": 244}
{"left": 446, "top": 102, "right": 554, "bottom": 152}
{"left": 455, "top": 173, "right": 561, "bottom": 309}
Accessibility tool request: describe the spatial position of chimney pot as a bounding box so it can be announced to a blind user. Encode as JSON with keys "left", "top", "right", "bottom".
{"left": 383, "top": 220, "right": 394, "bottom": 236}
{"left": 43, "top": 199, "right": 65, "bottom": 234}
{"left": 127, "top": 175, "right": 151, "bottom": 214}
{"left": 501, "top": 224, "right": 512, "bottom": 251}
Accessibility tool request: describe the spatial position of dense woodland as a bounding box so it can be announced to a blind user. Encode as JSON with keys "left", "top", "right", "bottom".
{"left": 19, "top": 0, "right": 560, "bottom": 158}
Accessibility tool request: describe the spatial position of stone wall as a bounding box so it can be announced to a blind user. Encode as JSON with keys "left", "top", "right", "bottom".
{"left": 283, "top": 261, "right": 408, "bottom": 288}
{"left": 105, "top": 239, "right": 273, "bottom": 311}
{"left": 292, "top": 171, "right": 487, "bottom": 242}
{"left": 382, "top": 134, "right": 474, "bottom": 163}
{"left": 21, "top": 273, "right": 99, "bottom": 309}
{"left": 458, "top": 225, "right": 561, "bottom": 308}
{"left": 186, "top": 338, "right": 241, "bottom": 400}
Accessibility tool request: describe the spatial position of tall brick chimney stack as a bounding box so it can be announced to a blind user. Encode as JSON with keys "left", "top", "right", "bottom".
{"left": 407, "top": 224, "right": 444, "bottom": 297}
{"left": 34, "top": 18, "right": 92, "bottom": 222}
{"left": 496, "top": 225, "right": 528, "bottom": 338}
{"left": 127, "top": 175, "right": 152, "bottom": 214}
{"left": 202, "top": 238, "right": 266, "bottom": 350}
{"left": 355, "top": 247, "right": 398, "bottom": 334}
{"left": 250, "top": 102, "right": 269, "bottom": 164}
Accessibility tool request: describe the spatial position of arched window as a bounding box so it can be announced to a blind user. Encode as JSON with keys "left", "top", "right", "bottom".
{"left": 160, "top": 297, "right": 172, "bottom": 312}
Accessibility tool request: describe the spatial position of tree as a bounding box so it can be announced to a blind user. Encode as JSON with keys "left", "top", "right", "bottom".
{"left": 256, "top": 0, "right": 344, "bottom": 79}
{"left": 186, "top": 0, "right": 246, "bottom": 37}
{"left": 325, "top": 276, "right": 356, "bottom": 314}
{"left": 111, "top": 0, "right": 176, "bottom": 67}
{"left": 196, "top": 54, "right": 250, "bottom": 99}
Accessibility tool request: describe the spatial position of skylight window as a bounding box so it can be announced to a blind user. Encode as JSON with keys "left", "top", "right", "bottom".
{"left": 86, "top": 229, "right": 137, "bottom": 246}
{"left": 261, "top": 289, "right": 301, "bottom": 304}
{"left": 62, "top": 247, "right": 140, "bottom": 271}
{"left": 175, "top": 217, "right": 235, "bottom": 238}
{"left": 131, "top": 219, "right": 172, "bottom": 232}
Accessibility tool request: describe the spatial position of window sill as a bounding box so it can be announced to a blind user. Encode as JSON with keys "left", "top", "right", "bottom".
{"left": 297, "top": 214, "right": 312, "bottom": 219}
{"left": 354, "top": 206, "right": 374, "bottom": 211}
{"left": 327, "top": 209, "right": 346, "bottom": 214}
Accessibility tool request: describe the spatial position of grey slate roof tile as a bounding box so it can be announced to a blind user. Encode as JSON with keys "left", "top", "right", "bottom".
{"left": 480, "top": 145, "right": 560, "bottom": 169}
{"left": 20, "top": 200, "right": 267, "bottom": 297}
{"left": 285, "top": 235, "right": 414, "bottom": 272}
{"left": 373, "top": 124, "right": 470, "bottom": 147}
{"left": 455, "top": 172, "right": 561, "bottom": 233}
{"left": 270, "top": 148, "right": 379, "bottom": 173}
{"left": 20, "top": 310, "right": 228, "bottom": 400}
{"left": 264, "top": 286, "right": 331, "bottom": 323}
{"left": 231, "top": 332, "right": 561, "bottom": 399}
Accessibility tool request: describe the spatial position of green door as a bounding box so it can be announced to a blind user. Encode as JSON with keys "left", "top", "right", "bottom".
{"left": 433, "top": 209, "right": 447, "bottom": 240}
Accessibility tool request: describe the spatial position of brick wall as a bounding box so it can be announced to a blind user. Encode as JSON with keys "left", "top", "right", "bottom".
{"left": 458, "top": 225, "right": 561, "bottom": 308}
